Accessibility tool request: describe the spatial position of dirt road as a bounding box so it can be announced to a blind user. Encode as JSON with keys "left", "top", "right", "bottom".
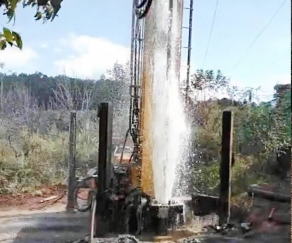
{"left": 0, "top": 207, "right": 290, "bottom": 243}
{"left": 0, "top": 184, "right": 289, "bottom": 243}
{"left": 0, "top": 206, "right": 89, "bottom": 243}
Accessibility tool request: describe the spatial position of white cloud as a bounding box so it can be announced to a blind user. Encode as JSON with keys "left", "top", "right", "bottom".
{"left": 53, "top": 47, "right": 62, "bottom": 53}
{"left": 40, "top": 43, "right": 49, "bottom": 48}
{"left": 54, "top": 34, "right": 130, "bottom": 79}
{"left": 0, "top": 47, "right": 38, "bottom": 69}
{"left": 273, "top": 74, "right": 291, "bottom": 85}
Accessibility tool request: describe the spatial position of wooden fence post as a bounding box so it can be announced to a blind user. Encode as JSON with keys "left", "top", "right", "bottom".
{"left": 94, "top": 102, "right": 113, "bottom": 236}
{"left": 0, "top": 79, "right": 3, "bottom": 112}
{"left": 66, "top": 111, "right": 77, "bottom": 211}
{"left": 219, "top": 110, "right": 233, "bottom": 225}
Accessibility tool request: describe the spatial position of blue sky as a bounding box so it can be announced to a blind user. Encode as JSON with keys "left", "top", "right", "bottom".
{"left": 0, "top": 0, "right": 290, "bottom": 100}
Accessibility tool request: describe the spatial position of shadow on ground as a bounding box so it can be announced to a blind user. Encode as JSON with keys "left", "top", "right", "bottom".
{"left": 1, "top": 209, "right": 290, "bottom": 243}
{"left": 0, "top": 211, "right": 89, "bottom": 243}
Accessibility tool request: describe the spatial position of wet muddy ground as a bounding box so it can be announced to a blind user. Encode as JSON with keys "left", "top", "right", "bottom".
{"left": 0, "top": 206, "right": 289, "bottom": 243}
{"left": 0, "top": 185, "right": 290, "bottom": 243}
{"left": 0, "top": 209, "right": 89, "bottom": 243}
{"left": 0, "top": 187, "right": 89, "bottom": 243}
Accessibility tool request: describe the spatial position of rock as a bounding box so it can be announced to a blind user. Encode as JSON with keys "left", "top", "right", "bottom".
{"left": 226, "top": 227, "right": 243, "bottom": 237}
{"left": 240, "top": 223, "right": 251, "bottom": 232}
{"left": 41, "top": 186, "right": 54, "bottom": 195}
{"left": 32, "top": 190, "right": 43, "bottom": 196}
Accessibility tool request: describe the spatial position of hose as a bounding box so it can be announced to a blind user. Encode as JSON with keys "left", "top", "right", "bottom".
{"left": 74, "top": 177, "right": 96, "bottom": 212}
{"left": 134, "top": 0, "right": 153, "bottom": 19}
{"left": 134, "top": 0, "right": 148, "bottom": 9}
{"left": 120, "top": 128, "right": 130, "bottom": 163}
{"left": 128, "top": 152, "right": 133, "bottom": 163}
{"left": 90, "top": 195, "right": 97, "bottom": 243}
{"left": 74, "top": 186, "right": 92, "bottom": 212}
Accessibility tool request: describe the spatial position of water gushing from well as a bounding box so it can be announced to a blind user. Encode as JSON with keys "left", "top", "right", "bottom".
{"left": 144, "top": 0, "right": 189, "bottom": 204}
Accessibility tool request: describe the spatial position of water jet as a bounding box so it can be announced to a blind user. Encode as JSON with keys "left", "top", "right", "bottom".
{"left": 90, "top": 0, "right": 189, "bottom": 240}
{"left": 87, "top": 1, "right": 235, "bottom": 240}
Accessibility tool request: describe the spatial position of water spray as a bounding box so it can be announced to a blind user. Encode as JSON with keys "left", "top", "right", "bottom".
{"left": 91, "top": 0, "right": 188, "bottom": 238}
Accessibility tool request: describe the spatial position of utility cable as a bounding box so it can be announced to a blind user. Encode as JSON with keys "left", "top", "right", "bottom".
{"left": 202, "top": 0, "right": 219, "bottom": 69}
{"left": 135, "top": 0, "right": 153, "bottom": 19}
{"left": 231, "top": 0, "right": 287, "bottom": 70}
{"left": 135, "top": 0, "right": 148, "bottom": 9}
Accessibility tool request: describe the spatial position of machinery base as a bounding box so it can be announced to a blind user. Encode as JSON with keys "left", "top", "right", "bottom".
{"left": 147, "top": 201, "right": 184, "bottom": 235}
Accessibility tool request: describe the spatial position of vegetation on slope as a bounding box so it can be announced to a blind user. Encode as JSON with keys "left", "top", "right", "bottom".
{"left": 0, "top": 65, "right": 290, "bottom": 196}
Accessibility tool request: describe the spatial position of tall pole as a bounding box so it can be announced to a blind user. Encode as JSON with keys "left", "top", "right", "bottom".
{"left": 66, "top": 111, "right": 77, "bottom": 211}
{"left": 95, "top": 102, "right": 113, "bottom": 237}
{"left": 219, "top": 110, "right": 233, "bottom": 225}
{"left": 185, "top": 0, "right": 193, "bottom": 104}
{"left": 182, "top": 0, "right": 194, "bottom": 187}
{"left": 97, "top": 102, "right": 113, "bottom": 196}
{"left": 0, "top": 79, "right": 3, "bottom": 113}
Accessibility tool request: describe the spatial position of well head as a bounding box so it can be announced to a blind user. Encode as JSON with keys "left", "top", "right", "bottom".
{"left": 147, "top": 199, "right": 185, "bottom": 235}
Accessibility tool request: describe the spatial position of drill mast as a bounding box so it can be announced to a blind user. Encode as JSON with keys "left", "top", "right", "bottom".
{"left": 129, "top": 1, "right": 152, "bottom": 165}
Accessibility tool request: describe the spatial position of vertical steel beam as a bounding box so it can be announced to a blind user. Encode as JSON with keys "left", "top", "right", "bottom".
{"left": 94, "top": 102, "right": 113, "bottom": 237}
{"left": 97, "top": 102, "right": 113, "bottom": 195}
{"left": 185, "top": 0, "right": 193, "bottom": 104}
{"left": 219, "top": 110, "right": 233, "bottom": 225}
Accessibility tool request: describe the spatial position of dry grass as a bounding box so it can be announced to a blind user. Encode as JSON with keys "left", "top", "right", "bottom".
{"left": 0, "top": 122, "right": 98, "bottom": 194}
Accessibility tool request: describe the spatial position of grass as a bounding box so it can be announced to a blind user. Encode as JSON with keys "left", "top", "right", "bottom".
{"left": 1, "top": 123, "right": 285, "bottom": 197}
{"left": 0, "top": 103, "right": 288, "bottom": 198}
{"left": 193, "top": 154, "right": 278, "bottom": 198}
{"left": 0, "top": 114, "right": 99, "bottom": 194}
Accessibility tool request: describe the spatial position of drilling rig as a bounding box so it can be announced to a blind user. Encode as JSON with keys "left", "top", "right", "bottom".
{"left": 91, "top": 0, "right": 185, "bottom": 239}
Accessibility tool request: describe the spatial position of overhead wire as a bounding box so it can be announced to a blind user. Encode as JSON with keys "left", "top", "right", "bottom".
{"left": 231, "top": 0, "right": 288, "bottom": 70}
{"left": 202, "top": 0, "right": 219, "bottom": 69}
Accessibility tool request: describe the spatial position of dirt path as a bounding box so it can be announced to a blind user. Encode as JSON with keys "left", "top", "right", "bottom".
{"left": 0, "top": 187, "right": 90, "bottom": 243}
{"left": 0, "top": 204, "right": 289, "bottom": 243}
{"left": 0, "top": 210, "right": 90, "bottom": 243}
{"left": 0, "top": 186, "right": 67, "bottom": 215}
{"left": 0, "top": 184, "right": 290, "bottom": 243}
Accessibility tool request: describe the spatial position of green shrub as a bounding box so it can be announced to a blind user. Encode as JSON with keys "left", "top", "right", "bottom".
{"left": 0, "top": 122, "right": 99, "bottom": 194}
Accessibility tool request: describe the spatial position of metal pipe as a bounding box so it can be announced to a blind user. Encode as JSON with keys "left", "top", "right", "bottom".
{"left": 185, "top": 0, "right": 193, "bottom": 104}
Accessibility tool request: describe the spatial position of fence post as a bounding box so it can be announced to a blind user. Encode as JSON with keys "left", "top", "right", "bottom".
{"left": 66, "top": 111, "right": 77, "bottom": 211}
{"left": 94, "top": 102, "right": 113, "bottom": 236}
{"left": 219, "top": 110, "right": 233, "bottom": 225}
{"left": 0, "top": 79, "right": 3, "bottom": 113}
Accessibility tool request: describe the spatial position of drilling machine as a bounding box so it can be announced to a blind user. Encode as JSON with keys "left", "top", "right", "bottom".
{"left": 91, "top": 0, "right": 185, "bottom": 238}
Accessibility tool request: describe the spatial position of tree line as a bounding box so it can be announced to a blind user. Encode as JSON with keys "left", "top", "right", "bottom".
{"left": 0, "top": 71, "right": 128, "bottom": 111}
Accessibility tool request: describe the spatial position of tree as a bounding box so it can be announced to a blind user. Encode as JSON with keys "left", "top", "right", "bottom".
{"left": 234, "top": 99, "right": 290, "bottom": 178}
{"left": 190, "top": 69, "right": 229, "bottom": 93}
{"left": 103, "top": 62, "right": 130, "bottom": 137}
{"left": 0, "top": 0, "right": 63, "bottom": 50}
